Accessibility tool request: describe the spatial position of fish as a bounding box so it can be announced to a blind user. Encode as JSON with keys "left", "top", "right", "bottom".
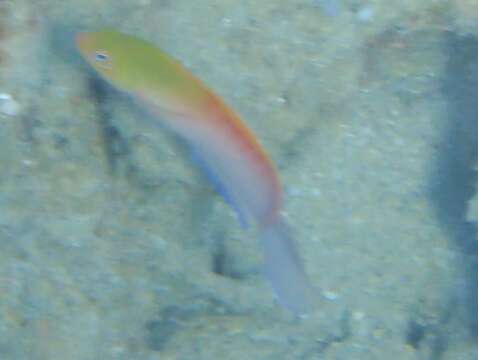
{"left": 76, "top": 29, "right": 317, "bottom": 314}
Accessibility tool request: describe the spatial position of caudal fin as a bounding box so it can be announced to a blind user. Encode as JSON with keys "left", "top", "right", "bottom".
{"left": 260, "top": 216, "right": 318, "bottom": 315}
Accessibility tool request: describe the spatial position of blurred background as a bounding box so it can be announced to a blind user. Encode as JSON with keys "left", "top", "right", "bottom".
{"left": 0, "top": 0, "right": 478, "bottom": 358}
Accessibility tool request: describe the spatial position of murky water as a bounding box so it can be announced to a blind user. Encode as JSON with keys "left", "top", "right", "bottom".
{"left": 1, "top": 0, "right": 478, "bottom": 359}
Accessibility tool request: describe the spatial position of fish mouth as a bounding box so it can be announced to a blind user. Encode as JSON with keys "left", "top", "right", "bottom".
{"left": 75, "top": 32, "right": 99, "bottom": 67}
{"left": 75, "top": 32, "right": 90, "bottom": 56}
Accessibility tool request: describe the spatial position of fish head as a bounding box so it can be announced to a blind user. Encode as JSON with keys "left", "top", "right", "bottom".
{"left": 76, "top": 29, "right": 137, "bottom": 90}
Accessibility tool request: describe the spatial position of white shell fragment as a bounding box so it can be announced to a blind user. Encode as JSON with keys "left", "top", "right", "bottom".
{"left": 357, "top": 7, "right": 374, "bottom": 22}
{"left": 0, "top": 93, "right": 20, "bottom": 116}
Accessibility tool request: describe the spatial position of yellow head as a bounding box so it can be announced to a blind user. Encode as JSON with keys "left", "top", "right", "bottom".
{"left": 76, "top": 29, "right": 168, "bottom": 92}
{"left": 76, "top": 29, "right": 213, "bottom": 113}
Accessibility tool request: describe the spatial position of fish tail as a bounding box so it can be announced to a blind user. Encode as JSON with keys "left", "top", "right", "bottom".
{"left": 259, "top": 216, "right": 318, "bottom": 315}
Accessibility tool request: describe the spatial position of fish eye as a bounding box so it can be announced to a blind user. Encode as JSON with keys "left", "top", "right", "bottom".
{"left": 91, "top": 50, "right": 112, "bottom": 69}
{"left": 93, "top": 51, "right": 109, "bottom": 62}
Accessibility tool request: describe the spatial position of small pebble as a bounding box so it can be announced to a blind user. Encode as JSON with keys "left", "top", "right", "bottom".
{"left": 0, "top": 93, "right": 20, "bottom": 116}
{"left": 353, "top": 311, "right": 365, "bottom": 321}
{"left": 221, "top": 17, "right": 232, "bottom": 26}
{"left": 322, "top": 289, "right": 338, "bottom": 301}
{"left": 357, "top": 7, "right": 374, "bottom": 22}
{"left": 275, "top": 96, "right": 286, "bottom": 104}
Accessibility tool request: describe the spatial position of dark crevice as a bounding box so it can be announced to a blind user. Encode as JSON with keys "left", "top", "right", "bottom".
{"left": 429, "top": 32, "right": 478, "bottom": 337}
{"left": 405, "top": 317, "right": 427, "bottom": 349}
{"left": 87, "top": 76, "right": 131, "bottom": 177}
{"left": 210, "top": 231, "right": 245, "bottom": 280}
